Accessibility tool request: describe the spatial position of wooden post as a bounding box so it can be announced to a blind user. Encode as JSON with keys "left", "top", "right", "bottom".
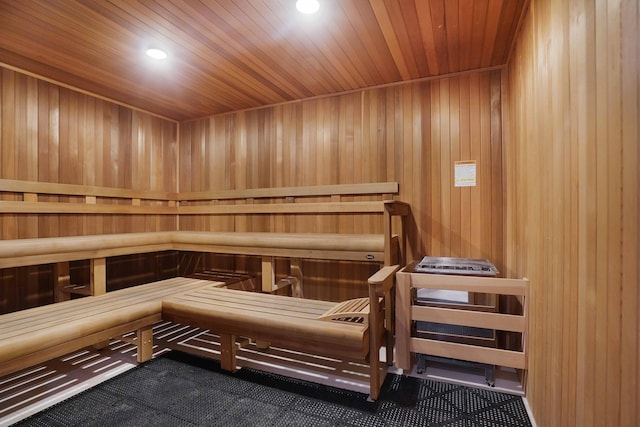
{"left": 137, "top": 325, "right": 154, "bottom": 363}
{"left": 290, "top": 258, "right": 304, "bottom": 298}
{"left": 54, "top": 262, "right": 71, "bottom": 302}
{"left": 383, "top": 207, "right": 392, "bottom": 265}
{"left": 91, "top": 257, "right": 107, "bottom": 295}
{"left": 395, "top": 268, "right": 412, "bottom": 371}
{"left": 219, "top": 333, "right": 237, "bottom": 371}
{"left": 261, "top": 256, "right": 275, "bottom": 293}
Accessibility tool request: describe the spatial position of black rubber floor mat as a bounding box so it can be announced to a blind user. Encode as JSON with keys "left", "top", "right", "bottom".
{"left": 15, "top": 351, "right": 532, "bottom": 427}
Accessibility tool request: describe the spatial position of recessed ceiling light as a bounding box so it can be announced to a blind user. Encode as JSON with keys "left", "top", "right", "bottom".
{"left": 296, "top": 0, "right": 319, "bottom": 14}
{"left": 145, "top": 48, "right": 168, "bottom": 60}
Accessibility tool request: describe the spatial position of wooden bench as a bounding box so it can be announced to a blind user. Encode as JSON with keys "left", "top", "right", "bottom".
{"left": 162, "top": 265, "right": 399, "bottom": 400}
{"left": 0, "top": 277, "right": 220, "bottom": 378}
{"left": 0, "top": 180, "right": 409, "bottom": 393}
{"left": 0, "top": 179, "right": 409, "bottom": 296}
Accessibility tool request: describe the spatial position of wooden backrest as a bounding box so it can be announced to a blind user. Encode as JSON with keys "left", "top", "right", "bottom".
{"left": 0, "top": 179, "right": 403, "bottom": 215}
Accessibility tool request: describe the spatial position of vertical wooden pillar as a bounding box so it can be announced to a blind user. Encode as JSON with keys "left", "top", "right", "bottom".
{"left": 54, "top": 262, "right": 71, "bottom": 302}
{"left": 290, "top": 258, "right": 304, "bottom": 298}
{"left": 219, "top": 333, "right": 237, "bottom": 371}
{"left": 261, "top": 256, "right": 275, "bottom": 293}
{"left": 91, "top": 257, "right": 107, "bottom": 295}
{"left": 394, "top": 268, "right": 412, "bottom": 371}
{"left": 383, "top": 207, "right": 392, "bottom": 265}
{"left": 137, "top": 325, "right": 154, "bottom": 363}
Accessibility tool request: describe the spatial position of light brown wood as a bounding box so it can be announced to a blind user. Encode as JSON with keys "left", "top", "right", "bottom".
{"left": 0, "top": 1, "right": 526, "bottom": 120}
{"left": 177, "top": 201, "right": 391, "bottom": 215}
{"left": 395, "top": 267, "right": 528, "bottom": 373}
{"left": 504, "top": 0, "right": 639, "bottom": 425}
{"left": 177, "top": 182, "right": 399, "bottom": 201}
{"left": 0, "top": 231, "right": 393, "bottom": 269}
{"left": 0, "top": 277, "right": 218, "bottom": 377}
{"left": 261, "top": 257, "right": 275, "bottom": 293}
{"left": 179, "top": 70, "right": 502, "bottom": 301}
{"left": 163, "top": 265, "right": 398, "bottom": 400}
{"left": 136, "top": 324, "right": 154, "bottom": 363}
{"left": 90, "top": 257, "right": 106, "bottom": 295}
{"left": 410, "top": 338, "right": 526, "bottom": 369}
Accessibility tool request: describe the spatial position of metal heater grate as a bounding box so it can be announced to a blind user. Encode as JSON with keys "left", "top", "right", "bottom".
{"left": 413, "top": 256, "right": 499, "bottom": 276}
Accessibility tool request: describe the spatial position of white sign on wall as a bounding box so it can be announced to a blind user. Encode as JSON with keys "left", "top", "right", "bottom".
{"left": 454, "top": 160, "right": 476, "bottom": 187}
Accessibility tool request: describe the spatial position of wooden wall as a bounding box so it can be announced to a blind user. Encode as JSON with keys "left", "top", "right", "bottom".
{"left": 504, "top": 0, "right": 639, "bottom": 425}
{"left": 0, "top": 67, "right": 178, "bottom": 239}
{"left": 0, "top": 66, "right": 179, "bottom": 312}
{"left": 179, "top": 69, "right": 504, "bottom": 300}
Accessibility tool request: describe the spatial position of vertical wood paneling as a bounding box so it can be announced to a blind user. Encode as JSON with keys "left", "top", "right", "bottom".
{"left": 0, "top": 66, "right": 178, "bottom": 311}
{"left": 505, "top": 0, "right": 639, "bottom": 425}
{"left": 0, "top": 67, "right": 178, "bottom": 238}
{"left": 179, "top": 70, "right": 503, "bottom": 301}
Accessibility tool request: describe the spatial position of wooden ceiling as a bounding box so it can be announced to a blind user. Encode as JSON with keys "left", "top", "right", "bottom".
{"left": 0, "top": 0, "right": 527, "bottom": 121}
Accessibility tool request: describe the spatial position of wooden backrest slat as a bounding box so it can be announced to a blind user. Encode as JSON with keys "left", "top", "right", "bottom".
{"left": 177, "top": 201, "right": 390, "bottom": 215}
{"left": 177, "top": 182, "right": 399, "bottom": 201}
{"left": 0, "top": 178, "right": 173, "bottom": 200}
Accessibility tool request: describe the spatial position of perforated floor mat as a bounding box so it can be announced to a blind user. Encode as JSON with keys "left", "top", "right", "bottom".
{"left": 15, "top": 352, "right": 532, "bottom": 427}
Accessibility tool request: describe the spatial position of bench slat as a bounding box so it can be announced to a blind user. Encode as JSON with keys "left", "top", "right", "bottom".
{"left": 171, "top": 294, "right": 330, "bottom": 320}
{"left": 162, "top": 286, "right": 368, "bottom": 360}
{"left": 0, "top": 278, "right": 218, "bottom": 341}
{"left": 177, "top": 182, "right": 399, "bottom": 201}
{"left": 0, "top": 277, "right": 216, "bottom": 328}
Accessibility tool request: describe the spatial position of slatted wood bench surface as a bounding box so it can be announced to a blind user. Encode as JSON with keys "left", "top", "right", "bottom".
{"left": 162, "top": 265, "right": 399, "bottom": 400}
{"left": 0, "top": 277, "right": 220, "bottom": 378}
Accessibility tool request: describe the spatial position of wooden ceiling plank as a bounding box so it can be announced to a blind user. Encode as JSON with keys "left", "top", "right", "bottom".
{"left": 113, "top": 0, "right": 286, "bottom": 104}
{"left": 457, "top": 0, "right": 475, "bottom": 71}
{"left": 444, "top": 0, "right": 461, "bottom": 73}
{"left": 344, "top": 1, "right": 401, "bottom": 82}
{"left": 0, "top": 0, "right": 524, "bottom": 119}
{"left": 429, "top": 0, "right": 451, "bottom": 75}
{"left": 469, "top": 0, "right": 490, "bottom": 69}
{"left": 189, "top": 0, "right": 313, "bottom": 99}
{"left": 369, "top": 0, "right": 412, "bottom": 80}
{"left": 416, "top": 0, "right": 441, "bottom": 75}
{"left": 490, "top": 0, "right": 524, "bottom": 65}
{"left": 240, "top": 1, "right": 340, "bottom": 95}
{"left": 397, "top": 0, "right": 431, "bottom": 77}
{"left": 318, "top": 2, "right": 383, "bottom": 87}
{"left": 480, "top": 0, "right": 505, "bottom": 67}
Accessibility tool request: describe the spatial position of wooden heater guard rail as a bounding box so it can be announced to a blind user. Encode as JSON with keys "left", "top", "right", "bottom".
{"left": 395, "top": 266, "right": 529, "bottom": 372}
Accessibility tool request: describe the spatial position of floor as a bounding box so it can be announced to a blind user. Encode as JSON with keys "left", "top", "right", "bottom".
{"left": 0, "top": 321, "right": 532, "bottom": 426}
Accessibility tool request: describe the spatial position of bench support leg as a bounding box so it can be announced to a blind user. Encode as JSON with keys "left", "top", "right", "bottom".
{"left": 54, "top": 262, "right": 71, "bottom": 302}
{"left": 262, "top": 257, "right": 275, "bottom": 293}
{"left": 137, "top": 325, "right": 154, "bottom": 363}
{"left": 220, "top": 333, "right": 237, "bottom": 372}
{"left": 90, "top": 257, "right": 107, "bottom": 296}
{"left": 290, "top": 258, "right": 304, "bottom": 298}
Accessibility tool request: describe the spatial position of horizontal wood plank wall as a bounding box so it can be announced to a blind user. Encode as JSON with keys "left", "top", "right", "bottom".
{"left": 0, "top": 66, "right": 178, "bottom": 312}
{"left": 504, "top": 0, "right": 639, "bottom": 426}
{"left": 179, "top": 70, "right": 503, "bottom": 301}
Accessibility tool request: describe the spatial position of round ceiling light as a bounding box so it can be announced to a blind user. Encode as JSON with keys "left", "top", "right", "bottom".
{"left": 296, "top": 0, "right": 319, "bottom": 14}
{"left": 145, "top": 48, "right": 168, "bottom": 60}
